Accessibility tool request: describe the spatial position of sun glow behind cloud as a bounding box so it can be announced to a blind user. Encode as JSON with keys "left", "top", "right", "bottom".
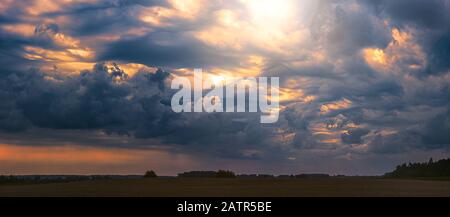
{"left": 193, "top": 0, "right": 318, "bottom": 56}
{"left": 244, "top": 0, "right": 297, "bottom": 30}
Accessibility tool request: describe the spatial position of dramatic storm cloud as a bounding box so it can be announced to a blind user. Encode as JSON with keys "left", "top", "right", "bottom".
{"left": 0, "top": 0, "right": 449, "bottom": 175}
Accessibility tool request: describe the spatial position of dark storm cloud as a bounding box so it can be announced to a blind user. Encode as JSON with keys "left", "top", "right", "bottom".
{"left": 341, "top": 128, "right": 370, "bottom": 144}
{"left": 362, "top": 0, "right": 450, "bottom": 29}
{"left": 366, "top": 130, "right": 421, "bottom": 154}
{"left": 326, "top": 4, "right": 391, "bottom": 57}
{"left": 421, "top": 109, "right": 450, "bottom": 149}
{"left": 98, "top": 32, "right": 241, "bottom": 68}
{"left": 361, "top": 0, "right": 450, "bottom": 75}
{"left": 0, "top": 27, "right": 36, "bottom": 74}
{"left": 47, "top": 0, "right": 169, "bottom": 15}
{"left": 427, "top": 29, "right": 450, "bottom": 74}
{"left": 0, "top": 22, "right": 76, "bottom": 74}
{"left": 58, "top": 3, "right": 147, "bottom": 37}
{"left": 0, "top": 63, "right": 169, "bottom": 131}
{"left": 0, "top": 63, "right": 278, "bottom": 158}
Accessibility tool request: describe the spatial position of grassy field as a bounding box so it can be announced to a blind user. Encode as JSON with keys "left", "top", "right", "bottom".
{"left": 1, "top": 178, "right": 450, "bottom": 197}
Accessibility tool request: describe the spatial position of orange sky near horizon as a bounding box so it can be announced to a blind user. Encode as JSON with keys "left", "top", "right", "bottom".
{"left": 0, "top": 144, "right": 196, "bottom": 175}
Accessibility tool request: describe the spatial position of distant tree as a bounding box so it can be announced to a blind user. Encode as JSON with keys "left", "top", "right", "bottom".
{"left": 215, "top": 170, "right": 236, "bottom": 178}
{"left": 385, "top": 158, "right": 450, "bottom": 178}
{"left": 144, "top": 170, "right": 157, "bottom": 178}
{"left": 178, "top": 171, "right": 217, "bottom": 178}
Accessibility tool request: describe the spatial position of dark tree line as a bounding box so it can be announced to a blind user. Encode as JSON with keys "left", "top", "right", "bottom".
{"left": 177, "top": 170, "right": 236, "bottom": 178}
{"left": 0, "top": 175, "right": 110, "bottom": 184}
{"left": 385, "top": 158, "right": 450, "bottom": 178}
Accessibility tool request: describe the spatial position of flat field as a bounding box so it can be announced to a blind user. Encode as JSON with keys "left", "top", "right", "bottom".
{"left": 1, "top": 178, "right": 450, "bottom": 197}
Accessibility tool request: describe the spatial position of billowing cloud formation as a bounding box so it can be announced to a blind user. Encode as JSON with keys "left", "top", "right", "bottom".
{"left": 0, "top": 0, "right": 450, "bottom": 174}
{"left": 0, "top": 62, "right": 280, "bottom": 159}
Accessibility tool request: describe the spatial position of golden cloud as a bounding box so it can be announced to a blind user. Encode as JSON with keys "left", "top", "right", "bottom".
{"left": 363, "top": 28, "right": 427, "bottom": 75}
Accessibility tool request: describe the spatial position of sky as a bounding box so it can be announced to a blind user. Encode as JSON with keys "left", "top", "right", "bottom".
{"left": 0, "top": 0, "right": 449, "bottom": 176}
